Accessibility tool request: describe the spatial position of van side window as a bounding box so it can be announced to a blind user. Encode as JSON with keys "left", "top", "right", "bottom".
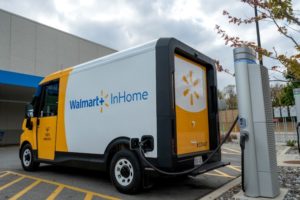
{"left": 40, "top": 82, "right": 59, "bottom": 117}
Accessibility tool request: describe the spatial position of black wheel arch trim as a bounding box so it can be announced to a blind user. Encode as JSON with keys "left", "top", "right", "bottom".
{"left": 20, "top": 141, "right": 38, "bottom": 161}
{"left": 104, "top": 136, "right": 131, "bottom": 162}
{"left": 19, "top": 141, "right": 31, "bottom": 159}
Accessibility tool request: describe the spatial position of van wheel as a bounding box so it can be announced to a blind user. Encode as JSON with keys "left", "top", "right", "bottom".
{"left": 110, "top": 150, "right": 142, "bottom": 194}
{"left": 21, "top": 144, "right": 39, "bottom": 171}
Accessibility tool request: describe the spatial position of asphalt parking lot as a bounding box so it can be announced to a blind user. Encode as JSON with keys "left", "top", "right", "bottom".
{"left": 0, "top": 144, "right": 241, "bottom": 200}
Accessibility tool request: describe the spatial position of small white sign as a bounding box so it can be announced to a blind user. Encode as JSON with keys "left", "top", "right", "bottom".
{"left": 273, "top": 107, "right": 281, "bottom": 118}
{"left": 289, "top": 105, "right": 297, "bottom": 117}
{"left": 281, "top": 106, "right": 289, "bottom": 117}
{"left": 194, "top": 156, "right": 203, "bottom": 166}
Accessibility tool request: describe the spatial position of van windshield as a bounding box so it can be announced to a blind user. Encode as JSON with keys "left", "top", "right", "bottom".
{"left": 28, "top": 86, "right": 42, "bottom": 117}
{"left": 34, "top": 86, "right": 42, "bottom": 97}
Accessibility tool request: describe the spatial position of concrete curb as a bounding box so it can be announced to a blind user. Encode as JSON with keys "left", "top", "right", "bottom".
{"left": 277, "top": 146, "right": 300, "bottom": 167}
{"left": 199, "top": 176, "right": 241, "bottom": 200}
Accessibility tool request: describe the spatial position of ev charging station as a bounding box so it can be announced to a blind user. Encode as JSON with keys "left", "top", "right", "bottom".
{"left": 233, "top": 47, "right": 280, "bottom": 198}
{"left": 293, "top": 88, "right": 300, "bottom": 152}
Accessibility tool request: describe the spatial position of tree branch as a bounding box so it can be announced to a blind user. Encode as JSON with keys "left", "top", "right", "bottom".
{"left": 284, "top": 23, "right": 300, "bottom": 33}
{"left": 283, "top": 10, "right": 300, "bottom": 26}
{"left": 270, "top": 11, "right": 299, "bottom": 47}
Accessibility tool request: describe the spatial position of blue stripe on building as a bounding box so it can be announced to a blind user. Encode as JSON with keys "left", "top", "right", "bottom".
{"left": 0, "top": 70, "right": 43, "bottom": 88}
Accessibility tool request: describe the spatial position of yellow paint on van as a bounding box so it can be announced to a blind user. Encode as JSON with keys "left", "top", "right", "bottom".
{"left": 21, "top": 118, "right": 38, "bottom": 149}
{"left": 40, "top": 67, "right": 73, "bottom": 84}
{"left": 55, "top": 67, "right": 72, "bottom": 152}
{"left": 37, "top": 116, "right": 57, "bottom": 160}
{"left": 40, "top": 67, "right": 73, "bottom": 153}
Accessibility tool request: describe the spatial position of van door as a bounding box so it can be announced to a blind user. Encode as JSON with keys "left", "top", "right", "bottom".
{"left": 37, "top": 81, "right": 59, "bottom": 160}
{"left": 174, "top": 54, "right": 210, "bottom": 155}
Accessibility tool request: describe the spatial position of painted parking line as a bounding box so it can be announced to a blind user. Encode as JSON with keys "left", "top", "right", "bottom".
{"left": 226, "top": 165, "right": 241, "bottom": 172}
{"left": 231, "top": 165, "right": 241, "bottom": 168}
{"left": 202, "top": 163, "right": 241, "bottom": 179}
{"left": 222, "top": 147, "right": 241, "bottom": 153}
{"left": 0, "top": 168, "right": 240, "bottom": 199}
{"left": 213, "top": 169, "right": 235, "bottom": 178}
{"left": 204, "top": 169, "right": 235, "bottom": 179}
{"left": 46, "top": 185, "right": 64, "bottom": 200}
{"left": 0, "top": 176, "right": 24, "bottom": 191}
{"left": 204, "top": 172, "right": 235, "bottom": 179}
{"left": 0, "top": 172, "right": 9, "bottom": 178}
{"left": 221, "top": 150, "right": 240, "bottom": 155}
{"left": 0, "top": 171, "right": 120, "bottom": 200}
{"left": 84, "top": 192, "right": 93, "bottom": 200}
{"left": 9, "top": 180, "right": 41, "bottom": 200}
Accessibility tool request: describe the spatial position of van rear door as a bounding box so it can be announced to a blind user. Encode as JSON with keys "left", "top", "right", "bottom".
{"left": 174, "top": 54, "right": 210, "bottom": 155}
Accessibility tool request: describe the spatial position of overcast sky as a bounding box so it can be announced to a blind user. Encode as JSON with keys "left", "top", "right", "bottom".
{"left": 0, "top": 0, "right": 299, "bottom": 90}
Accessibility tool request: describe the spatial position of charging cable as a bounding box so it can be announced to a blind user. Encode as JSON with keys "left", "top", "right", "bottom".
{"left": 138, "top": 116, "right": 239, "bottom": 176}
{"left": 240, "top": 131, "right": 248, "bottom": 192}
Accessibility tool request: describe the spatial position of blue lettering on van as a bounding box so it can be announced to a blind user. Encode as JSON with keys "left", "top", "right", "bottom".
{"left": 69, "top": 90, "right": 149, "bottom": 110}
{"left": 69, "top": 96, "right": 100, "bottom": 109}
{"left": 110, "top": 91, "right": 148, "bottom": 104}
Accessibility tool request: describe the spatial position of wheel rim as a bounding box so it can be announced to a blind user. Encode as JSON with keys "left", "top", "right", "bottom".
{"left": 23, "top": 149, "right": 31, "bottom": 167}
{"left": 114, "top": 158, "right": 134, "bottom": 186}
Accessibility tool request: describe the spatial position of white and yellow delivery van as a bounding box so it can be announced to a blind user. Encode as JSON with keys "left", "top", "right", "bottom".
{"left": 20, "top": 38, "right": 226, "bottom": 193}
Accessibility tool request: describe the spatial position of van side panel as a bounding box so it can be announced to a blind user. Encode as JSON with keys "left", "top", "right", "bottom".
{"left": 64, "top": 50, "right": 158, "bottom": 158}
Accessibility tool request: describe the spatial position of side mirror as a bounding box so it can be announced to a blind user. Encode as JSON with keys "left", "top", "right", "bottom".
{"left": 25, "top": 104, "right": 34, "bottom": 118}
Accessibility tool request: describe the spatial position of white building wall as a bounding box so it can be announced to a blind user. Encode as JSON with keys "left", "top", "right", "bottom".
{"left": 0, "top": 9, "right": 116, "bottom": 77}
{"left": 0, "top": 10, "right": 11, "bottom": 70}
{"left": 36, "top": 25, "right": 59, "bottom": 74}
{"left": 10, "top": 15, "right": 36, "bottom": 74}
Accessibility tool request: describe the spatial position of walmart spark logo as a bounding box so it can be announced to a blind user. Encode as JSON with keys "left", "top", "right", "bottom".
{"left": 99, "top": 90, "right": 109, "bottom": 113}
{"left": 182, "top": 70, "right": 200, "bottom": 106}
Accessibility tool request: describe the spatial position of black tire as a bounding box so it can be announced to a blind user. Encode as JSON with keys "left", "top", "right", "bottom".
{"left": 109, "top": 150, "right": 142, "bottom": 194}
{"left": 21, "top": 144, "right": 39, "bottom": 171}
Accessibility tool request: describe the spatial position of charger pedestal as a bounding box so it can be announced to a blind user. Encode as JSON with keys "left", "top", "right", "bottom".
{"left": 234, "top": 47, "right": 280, "bottom": 198}
{"left": 293, "top": 88, "right": 300, "bottom": 152}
